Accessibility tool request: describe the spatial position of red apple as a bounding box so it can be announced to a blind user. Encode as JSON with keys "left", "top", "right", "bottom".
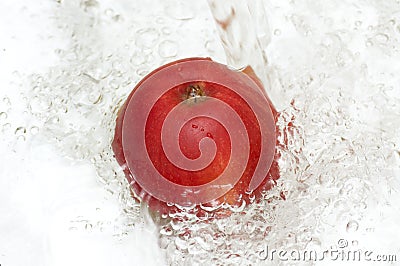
{"left": 112, "top": 58, "right": 280, "bottom": 216}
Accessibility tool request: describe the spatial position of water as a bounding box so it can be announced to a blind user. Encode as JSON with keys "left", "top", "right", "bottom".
{"left": 207, "top": 0, "right": 271, "bottom": 92}
{"left": 1, "top": 0, "right": 400, "bottom": 265}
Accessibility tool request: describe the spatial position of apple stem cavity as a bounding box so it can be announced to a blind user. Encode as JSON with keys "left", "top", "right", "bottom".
{"left": 186, "top": 83, "right": 205, "bottom": 103}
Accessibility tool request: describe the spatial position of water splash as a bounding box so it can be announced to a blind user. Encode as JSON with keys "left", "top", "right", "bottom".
{"left": 207, "top": 0, "right": 271, "bottom": 95}
{"left": 8, "top": 0, "right": 400, "bottom": 264}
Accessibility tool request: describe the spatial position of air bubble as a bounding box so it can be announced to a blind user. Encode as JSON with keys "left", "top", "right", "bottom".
{"left": 30, "top": 126, "right": 40, "bottom": 135}
{"left": 81, "top": 0, "right": 98, "bottom": 10}
{"left": 204, "top": 40, "right": 215, "bottom": 52}
{"left": 88, "top": 92, "right": 103, "bottom": 105}
{"left": 158, "top": 40, "right": 178, "bottom": 58}
{"left": 156, "top": 17, "right": 165, "bottom": 24}
{"left": 29, "top": 96, "right": 52, "bottom": 113}
{"left": 130, "top": 53, "right": 145, "bottom": 66}
{"left": 104, "top": 8, "right": 115, "bottom": 18}
{"left": 0, "top": 112, "right": 7, "bottom": 121}
{"left": 244, "top": 221, "right": 255, "bottom": 234}
{"left": 15, "top": 127, "right": 27, "bottom": 136}
{"left": 1, "top": 123, "right": 11, "bottom": 133}
{"left": 346, "top": 220, "right": 359, "bottom": 233}
{"left": 374, "top": 33, "right": 389, "bottom": 44}
{"left": 135, "top": 28, "right": 160, "bottom": 48}
{"left": 274, "top": 29, "right": 281, "bottom": 36}
{"left": 365, "top": 39, "right": 373, "bottom": 47}
{"left": 160, "top": 227, "right": 173, "bottom": 236}
{"left": 161, "top": 27, "right": 172, "bottom": 35}
{"left": 3, "top": 97, "right": 11, "bottom": 106}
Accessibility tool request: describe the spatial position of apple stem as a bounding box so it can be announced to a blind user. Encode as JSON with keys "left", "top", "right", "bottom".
{"left": 186, "top": 83, "right": 205, "bottom": 103}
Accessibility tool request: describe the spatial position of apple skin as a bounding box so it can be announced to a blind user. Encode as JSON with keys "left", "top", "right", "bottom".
{"left": 112, "top": 58, "right": 280, "bottom": 217}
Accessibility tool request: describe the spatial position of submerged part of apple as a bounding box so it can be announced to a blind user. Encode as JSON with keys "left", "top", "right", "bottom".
{"left": 112, "top": 57, "right": 280, "bottom": 215}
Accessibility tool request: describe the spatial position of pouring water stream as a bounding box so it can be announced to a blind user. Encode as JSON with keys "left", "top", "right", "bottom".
{"left": 207, "top": 0, "right": 272, "bottom": 99}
